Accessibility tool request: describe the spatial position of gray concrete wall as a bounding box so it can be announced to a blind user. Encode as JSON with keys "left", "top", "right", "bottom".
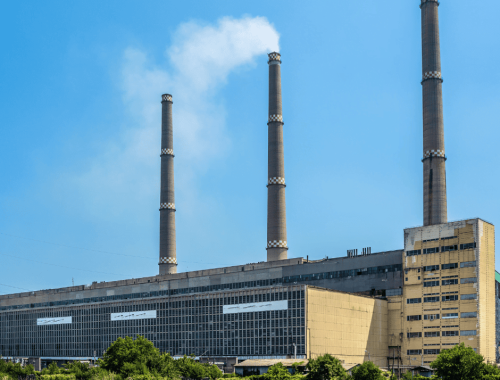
{"left": 0, "top": 251, "right": 403, "bottom": 308}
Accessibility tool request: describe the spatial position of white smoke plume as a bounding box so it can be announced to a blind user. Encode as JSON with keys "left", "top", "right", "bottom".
{"left": 70, "top": 16, "right": 280, "bottom": 219}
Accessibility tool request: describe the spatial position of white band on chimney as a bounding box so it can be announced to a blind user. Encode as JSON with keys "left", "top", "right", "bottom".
{"left": 161, "top": 148, "right": 174, "bottom": 156}
{"left": 268, "top": 177, "right": 285, "bottom": 185}
{"left": 162, "top": 94, "right": 172, "bottom": 102}
{"left": 267, "top": 240, "right": 287, "bottom": 248}
{"left": 159, "top": 257, "right": 177, "bottom": 264}
{"left": 424, "top": 149, "right": 445, "bottom": 158}
{"left": 268, "top": 52, "right": 281, "bottom": 62}
{"left": 268, "top": 114, "right": 283, "bottom": 123}
{"left": 423, "top": 71, "right": 442, "bottom": 80}
{"left": 160, "top": 203, "right": 175, "bottom": 210}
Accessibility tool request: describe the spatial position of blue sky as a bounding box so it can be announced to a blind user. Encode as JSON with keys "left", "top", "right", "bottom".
{"left": 1, "top": 1, "right": 499, "bottom": 293}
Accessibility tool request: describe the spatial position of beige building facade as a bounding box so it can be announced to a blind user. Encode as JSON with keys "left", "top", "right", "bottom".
{"left": 306, "top": 287, "right": 388, "bottom": 367}
{"left": 389, "top": 218, "right": 496, "bottom": 365}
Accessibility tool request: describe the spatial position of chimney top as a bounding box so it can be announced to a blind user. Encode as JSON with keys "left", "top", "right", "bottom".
{"left": 420, "top": 0, "right": 439, "bottom": 7}
{"left": 161, "top": 94, "right": 173, "bottom": 103}
{"left": 268, "top": 52, "right": 281, "bottom": 64}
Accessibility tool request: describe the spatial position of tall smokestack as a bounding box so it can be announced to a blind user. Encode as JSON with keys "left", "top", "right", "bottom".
{"left": 266, "top": 52, "right": 288, "bottom": 261}
{"left": 421, "top": 0, "right": 447, "bottom": 226}
{"left": 159, "top": 94, "right": 177, "bottom": 274}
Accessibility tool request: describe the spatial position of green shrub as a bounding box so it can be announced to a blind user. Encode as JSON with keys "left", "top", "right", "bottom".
{"left": 40, "top": 375, "right": 76, "bottom": 380}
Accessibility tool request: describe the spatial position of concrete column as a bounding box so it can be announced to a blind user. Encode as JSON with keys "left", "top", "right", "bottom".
{"left": 267, "top": 52, "right": 288, "bottom": 261}
{"left": 421, "top": 0, "right": 447, "bottom": 226}
{"left": 159, "top": 94, "right": 177, "bottom": 274}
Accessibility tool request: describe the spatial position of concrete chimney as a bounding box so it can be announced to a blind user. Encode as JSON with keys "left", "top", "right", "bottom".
{"left": 421, "top": 0, "right": 447, "bottom": 226}
{"left": 159, "top": 94, "right": 177, "bottom": 274}
{"left": 266, "top": 52, "right": 288, "bottom": 261}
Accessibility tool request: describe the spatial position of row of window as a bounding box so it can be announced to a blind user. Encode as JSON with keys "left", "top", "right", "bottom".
{"left": 424, "top": 279, "right": 459, "bottom": 287}
{"left": 406, "top": 243, "right": 477, "bottom": 257}
{"left": 407, "top": 330, "right": 467, "bottom": 338}
{"left": 422, "top": 236, "right": 459, "bottom": 243}
{"left": 407, "top": 312, "right": 477, "bottom": 321}
{"left": 423, "top": 261, "right": 476, "bottom": 272}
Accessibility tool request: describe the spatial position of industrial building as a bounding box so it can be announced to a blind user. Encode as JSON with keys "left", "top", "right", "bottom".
{"left": 0, "top": 0, "right": 498, "bottom": 369}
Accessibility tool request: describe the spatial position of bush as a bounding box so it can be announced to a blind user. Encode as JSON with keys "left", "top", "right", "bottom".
{"left": 40, "top": 375, "right": 76, "bottom": 380}
{"left": 351, "top": 361, "right": 388, "bottom": 380}
{"left": 430, "top": 343, "right": 492, "bottom": 380}
{"left": 306, "top": 354, "right": 346, "bottom": 380}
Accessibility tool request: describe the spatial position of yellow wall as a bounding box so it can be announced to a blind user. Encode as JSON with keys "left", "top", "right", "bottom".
{"left": 478, "top": 220, "right": 496, "bottom": 362}
{"left": 306, "top": 287, "right": 388, "bottom": 367}
{"left": 401, "top": 219, "right": 496, "bottom": 365}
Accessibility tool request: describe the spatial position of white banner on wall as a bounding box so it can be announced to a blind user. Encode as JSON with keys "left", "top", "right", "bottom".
{"left": 110, "top": 310, "right": 157, "bottom": 321}
{"left": 37, "top": 317, "right": 72, "bottom": 325}
{"left": 223, "top": 300, "right": 288, "bottom": 314}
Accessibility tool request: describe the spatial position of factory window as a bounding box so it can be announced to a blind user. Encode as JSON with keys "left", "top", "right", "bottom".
{"left": 425, "top": 331, "right": 440, "bottom": 337}
{"left": 441, "top": 236, "right": 458, "bottom": 240}
{"left": 406, "top": 250, "right": 421, "bottom": 257}
{"left": 442, "top": 295, "right": 458, "bottom": 302}
{"left": 461, "top": 277, "right": 477, "bottom": 284}
{"left": 442, "top": 313, "right": 458, "bottom": 319}
{"left": 423, "top": 247, "right": 439, "bottom": 255}
{"left": 424, "top": 349, "right": 440, "bottom": 355}
{"left": 441, "top": 263, "right": 458, "bottom": 270}
{"left": 460, "top": 261, "right": 477, "bottom": 268}
{"left": 424, "top": 314, "right": 439, "bottom": 321}
{"left": 442, "top": 279, "right": 458, "bottom": 286}
{"left": 407, "top": 298, "right": 422, "bottom": 304}
{"left": 442, "top": 291, "right": 458, "bottom": 295}
{"left": 442, "top": 275, "right": 458, "bottom": 279}
{"left": 407, "top": 315, "right": 422, "bottom": 321}
{"left": 424, "top": 281, "right": 439, "bottom": 288}
{"left": 424, "top": 265, "right": 440, "bottom": 272}
{"left": 441, "top": 245, "right": 458, "bottom": 252}
{"left": 423, "top": 238, "right": 439, "bottom": 242}
{"left": 460, "top": 242, "right": 476, "bottom": 250}
{"left": 405, "top": 278, "right": 408, "bottom": 282}
{"left": 461, "top": 293, "right": 477, "bottom": 300}
{"left": 407, "top": 350, "right": 422, "bottom": 355}
{"left": 442, "top": 331, "right": 459, "bottom": 337}
{"left": 424, "top": 297, "right": 439, "bottom": 303}
{"left": 407, "top": 332, "right": 422, "bottom": 338}
{"left": 461, "top": 330, "right": 477, "bottom": 336}
{"left": 461, "top": 312, "right": 477, "bottom": 319}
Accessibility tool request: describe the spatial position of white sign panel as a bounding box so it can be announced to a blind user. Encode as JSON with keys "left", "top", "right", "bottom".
{"left": 37, "top": 317, "right": 72, "bottom": 326}
{"left": 110, "top": 310, "right": 157, "bottom": 321}
{"left": 223, "top": 300, "right": 288, "bottom": 314}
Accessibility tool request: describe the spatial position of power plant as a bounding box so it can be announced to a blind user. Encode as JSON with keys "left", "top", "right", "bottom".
{"left": 1, "top": 1, "right": 498, "bottom": 372}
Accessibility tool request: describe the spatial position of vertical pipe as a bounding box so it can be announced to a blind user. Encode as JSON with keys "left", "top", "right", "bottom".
{"left": 421, "top": 0, "right": 448, "bottom": 226}
{"left": 267, "top": 52, "right": 288, "bottom": 261}
{"left": 159, "top": 94, "right": 177, "bottom": 274}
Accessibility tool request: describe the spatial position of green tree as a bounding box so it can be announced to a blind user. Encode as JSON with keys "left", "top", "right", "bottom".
{"left": 430, "top": 343, "right": 485, "bottom": 380}
{"left": 48, "top": 362, "right": 60, "bottom": 375}
{"left": 306, "top": 354, "right": 347, "bottom": 380}
{"left": 264, "top": 363, "right": 292, "bottom": 380}
{"left": 99, "top": 335, "right": 159, "bottom": 377}
{"left": 482, "top": 362, "right": 500, "bottom": 377}
{"left": 350, "top": 361, "right": 386, "bottom": 380}
{"left": 401, "top": 372, "right": 428, "bottom": 380}
{"left": 174, "top": 355, "right": 221, "bottom": 380}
